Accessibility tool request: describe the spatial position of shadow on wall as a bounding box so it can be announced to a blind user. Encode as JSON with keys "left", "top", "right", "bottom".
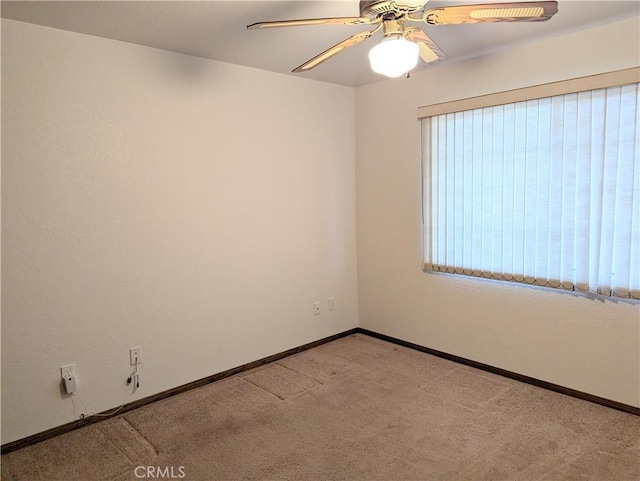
{"left": 149, "top": 50, "right": 214, "bottom": 82}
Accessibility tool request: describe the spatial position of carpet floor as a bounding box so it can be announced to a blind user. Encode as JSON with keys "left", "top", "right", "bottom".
{"left": 2, "top": 333, "right": 639, "bottom": 480}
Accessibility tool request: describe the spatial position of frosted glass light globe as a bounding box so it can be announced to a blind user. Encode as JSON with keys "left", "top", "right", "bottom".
{"left": 368, "top": 36, "right": 419, "bottom": 78}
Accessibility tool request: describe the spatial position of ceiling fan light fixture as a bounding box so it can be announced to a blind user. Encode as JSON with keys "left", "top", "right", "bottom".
{"left": 368, "top": 35, "right": 419, "bottom": 78}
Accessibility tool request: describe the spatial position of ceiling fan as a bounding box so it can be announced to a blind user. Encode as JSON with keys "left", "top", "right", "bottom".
{"left": 247, "top": 0, "right": 558, "bottom": 78}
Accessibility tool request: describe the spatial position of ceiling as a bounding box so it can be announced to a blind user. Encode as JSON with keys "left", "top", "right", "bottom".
{"left": 2, "top": 1, "right": 638, "bottom": 87}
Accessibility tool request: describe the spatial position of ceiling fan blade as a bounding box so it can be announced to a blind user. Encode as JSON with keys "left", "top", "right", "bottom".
{"left": 293, "top": 26, "right": 381, "bottom": 72}
{"left": 422, "top": 1, "right": 558, "bottom": 25}
{"left": 404, "top": 27, "right": 446, "bottom": 64}
{"left": 247, "top": 17, "right": 375, "bottom": 29}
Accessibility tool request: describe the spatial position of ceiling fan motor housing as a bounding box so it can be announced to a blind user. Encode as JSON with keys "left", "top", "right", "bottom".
{"left": 359, "top": 0, "right": 427, "bottom": 18}
{"left": 382, "top": 19, "right": 405, "bottom": 37}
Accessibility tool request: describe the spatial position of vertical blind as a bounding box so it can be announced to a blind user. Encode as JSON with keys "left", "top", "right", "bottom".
{"left": 422, "top": 82, "right": 639, "bottom": 299}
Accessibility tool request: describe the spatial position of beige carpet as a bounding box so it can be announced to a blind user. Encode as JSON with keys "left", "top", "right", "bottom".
{"left": 2, "top": 334, "right": 639, "bottom": 480}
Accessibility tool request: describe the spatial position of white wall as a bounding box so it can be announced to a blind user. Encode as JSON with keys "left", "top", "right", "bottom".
{"left": 1, "top": 19, "right": 358, "bottom": 444}
{"left": 355, "top": 17, "right": 640, "bottom": 408}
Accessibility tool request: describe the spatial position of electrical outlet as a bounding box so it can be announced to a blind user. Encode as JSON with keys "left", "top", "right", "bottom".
{"left": 60, "top": 364, "right": 77, "bottom": 393}
{"left": 130, "top": 347, "right": 142, "bottom": 366}
{"left": 313, "top": 301, "right": 321, "bottom": 316}
{"left": 61, "top": 364, "right": 75, "bottom": 380}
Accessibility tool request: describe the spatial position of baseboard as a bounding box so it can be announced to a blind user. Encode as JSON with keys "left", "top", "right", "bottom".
{"left": 0, "top": 328, "right": 358, "bottom": 454}
{"left": 357, "top": 328, "right": 640, "bottom": 417}
{"left": 3, "top": 325, "right": 637, "bottom": 454}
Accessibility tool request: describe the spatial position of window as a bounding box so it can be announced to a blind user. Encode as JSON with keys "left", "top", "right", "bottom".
{"left": 419, "top": 69, "right": 639, "bottom": 299}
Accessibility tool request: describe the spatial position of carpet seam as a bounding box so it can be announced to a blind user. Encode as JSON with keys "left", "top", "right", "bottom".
{"left": 121, "top": 416, "right": 161, "bottom": 456}
{"left": 276, "top": 361, "right": 328, "bottom": 385}
{"left": 419, "top": 390, "right": 477, "bottom": 413}
{"left": 274, "top": 362, "right": 322, "bottom": 386}
{"left": 242, "top": 365, "right": 320, "bottom": 401}
{"left": 93, "top": 423, "right": 148, "bottom": 471}
{"left": 476, "top": 386, "right": 514, "bottom": 411}
{"left": 239, "top": 377, "right": 287, "bottom": 401}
